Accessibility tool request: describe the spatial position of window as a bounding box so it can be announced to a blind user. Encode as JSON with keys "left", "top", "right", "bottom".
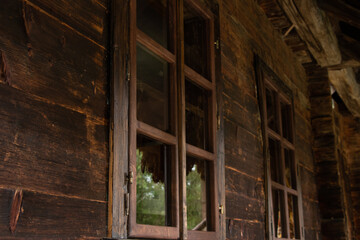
{"left": 127, "top": 0, "right": 219, "bottom": 239}
{"left": 257, "top": 61, "right": 304, "bottom": 240}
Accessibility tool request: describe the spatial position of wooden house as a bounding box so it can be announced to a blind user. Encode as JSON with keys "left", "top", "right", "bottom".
{"left": 0, "top": 0, "right": 359, "bottom": 239}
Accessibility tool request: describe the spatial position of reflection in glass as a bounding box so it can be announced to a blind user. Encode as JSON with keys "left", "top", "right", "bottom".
{"left": 269, "top": 138, "right": 282, "bottom": 184}
{"left": 281, "top": 102, "right": 293, "bottom": 142}
{"left": 186, "top": 156, "right": 211, "bottom": 231}
{"left": 136, "top": 135, "right": 172, "bottom": 226}
{"left": 184, "top": 2, "right": 209, "bottom": 78}
{"left": 266, "top": 88, "right": 278, "bottom": 132}
{"left": 137, "top": 44, "right": 170, "bottom": 132}
{"left": 272, "top": 189, "right": 287, "bottom": 238}
{"left": 288, "top": 194, "right": 300, "bottom": 239}
{"left": 137, "top": 0, "right": 169, "bottom": 49}
{"left": 284, "top": 148, "right": 297, "bottom": 189}
{"left": 185, "top": 79, "right": 210, "bottom": 150}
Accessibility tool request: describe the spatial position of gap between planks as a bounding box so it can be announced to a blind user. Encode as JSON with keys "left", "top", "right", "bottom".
{"left": 0, "top": 185, "right": 107, "bottom": 203}
{"left": 25, "top": 0, "right": 106, "bottom": 50}
{"left": 225, "top": 189, "right": 263, "bottom": 203}
{"left": 225, "top": 165, "right": 263, "bottom": 182}
{"left": 94, "top": 0, "right": 107, "bottom": 9}
{"left": 6, "top": 84, "right": 107, "bottom": 125}
{"left": 225, "top": 217, "right": 263, "bottom": 224}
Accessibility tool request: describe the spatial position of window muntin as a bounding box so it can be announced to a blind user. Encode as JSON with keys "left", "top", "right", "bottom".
{"left": 260, "top": 73, "right": 302, "bottom": 240}
{"left": 129, "top": 0, "right": 218, "bottom": 239}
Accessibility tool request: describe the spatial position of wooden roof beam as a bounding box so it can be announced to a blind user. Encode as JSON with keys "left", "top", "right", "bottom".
{"left": 328, "top": 68, "right": 360, "bottom": 118}
{"left": 317, "top": 0, "right": 360, "bottom": 30}
{"left": 277, "top": 0, "right": 342, "bottom": 67}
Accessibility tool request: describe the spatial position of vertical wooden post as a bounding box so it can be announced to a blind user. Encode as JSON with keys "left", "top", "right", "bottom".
{"left": 109, "top": 0, "right": 130, "bottom": 238}
{"left": 177, "top": 0, "right": 187, "bottom": 239}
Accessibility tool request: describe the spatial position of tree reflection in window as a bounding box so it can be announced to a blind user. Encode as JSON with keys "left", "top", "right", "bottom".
{"left": 136, "top": 149, "right": 167, "bottom": 226}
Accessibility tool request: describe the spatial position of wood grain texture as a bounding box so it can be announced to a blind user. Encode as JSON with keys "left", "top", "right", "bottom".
{"left": 27, "top": 0, "right": 109, "bottom": 46}
{"left": 9, "top": 190, "right": 23, "bottom": 233}
{"left": 0, "top": 0, "right": 108, "bottom": 119}
{"left": 0, "top": 189, "right": 106, "bottom": 238}
{"left": 109, "top": 0, "right": 130, "bottom": 237}
{"left": 0, "top": 84, "right": 108, "bottom": 201}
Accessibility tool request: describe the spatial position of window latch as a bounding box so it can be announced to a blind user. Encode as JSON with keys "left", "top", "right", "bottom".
{"left": 126, "top": 171, "right": 134, "bottom": 184}
{"left": 214, "top": 39, "right": 220, "bottom": 50}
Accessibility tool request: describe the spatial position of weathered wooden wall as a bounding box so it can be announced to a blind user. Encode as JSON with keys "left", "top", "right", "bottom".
{"left": 338, "top": 110, "right": 360, "bottom": 240}
{"left": 0, "top": 0, "right": 326, "bottom": 239}
{"left": 0, "top": 0, "right": 109, "bottom": 238}
{"left": 306, "top": 63, "right": 359, "bottom": 240}
{"left": 219, "top": 1, "right": 321, "bottom": 239}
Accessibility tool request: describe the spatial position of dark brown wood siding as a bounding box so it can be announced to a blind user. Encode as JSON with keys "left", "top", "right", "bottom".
{"left": 220, "top": 0, "right": 321, "bottom": 239}
{"left": 0, "top": 0, "right": 325, "bottom": 239}
{"left": 0, "top": 0, "right": 109, "bottom": 238}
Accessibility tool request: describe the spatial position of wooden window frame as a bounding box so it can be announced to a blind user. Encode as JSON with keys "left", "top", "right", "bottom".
{"left": 256, "top": 58, "right": 305, "bottom": 240}
{"left": 108, "top": 0, "right": 222, "bottom": 239}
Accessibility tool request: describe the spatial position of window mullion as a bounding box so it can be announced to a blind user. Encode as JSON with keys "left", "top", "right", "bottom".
{"left": 176, "top": 0, "right": 188, "bottom": 239}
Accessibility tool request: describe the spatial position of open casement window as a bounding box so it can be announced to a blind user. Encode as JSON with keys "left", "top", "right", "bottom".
{"left": 256, "top": 60, "right": 304, "bottom": 240}
{"left": 127, "top": 0, "right": 219, "bottom": 239}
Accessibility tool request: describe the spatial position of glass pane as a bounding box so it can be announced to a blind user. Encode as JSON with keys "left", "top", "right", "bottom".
{"left": 281, "top": 102, "right": 293, "bottom": 142}
{"left": 186, "top": 156, "right": 212, "bottom": 231}
{"left": 137, "top": 0, "right": 169, "bottom": 49}
{"left": 137, "top": 44, "right": 170, "bottom": 132}
{"left": 184, "top": 2, "right": 209, "bottom": 79}
{"left": 136, "top": 135, "right": 172, "bottom": 226}
{"left": 185, "top": 79, "right": 210, "bottom": 150}
{"left": 269, "top": 138, "right": 282, "bottom": 184}
{"left": 284, "top": 148, "right": 297, "bottom": 189}
{"left": 266, "top": 88, "right": 278, "bottom": 132}
{"left": 272, "top": 189, "right": 287, "bottom": 238}
{"left": 288, "top": 194, "right": 300, "bottom": 239}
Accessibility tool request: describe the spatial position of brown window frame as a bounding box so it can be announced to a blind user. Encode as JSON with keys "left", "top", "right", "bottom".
{"left": 109, "top": 0, "right": 221, "bottom": 239}
{"left": 256, "top": 59, "right": 304, "bottom": 240}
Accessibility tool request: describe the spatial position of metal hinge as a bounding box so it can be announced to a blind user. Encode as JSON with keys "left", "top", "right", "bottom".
{"left": 214, "top": 39, "right": 220, "bottom": 50}
{"left": 219, "top": 205, "right": 224, "bottom": 214}
{"left": 125, "top": 193, "right": 129, "bottom": 216}
{"left": 217, "top": 114, "right": 221, "bottom": 129}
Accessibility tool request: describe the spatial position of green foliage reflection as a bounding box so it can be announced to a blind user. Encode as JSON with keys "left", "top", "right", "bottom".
{"left": 186, "top": 164, "right": 203, "bottom": 230}
{"left": 136, "top": 150, "right": 166, "bottom": 226}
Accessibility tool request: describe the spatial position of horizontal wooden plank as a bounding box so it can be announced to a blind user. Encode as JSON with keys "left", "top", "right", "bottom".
{"left": 0, "top": 0, "right": 107, "bottom": 118}
{"left": 226, "top": 219, "right": 265, "bottom": 240}
{"left": 302, "top": 198, "right": 321, "bottom": 229}
{"left": 224, "top": 119, "right": 264, "bottom": 179}
{"left": 318, "top": 187, "right": 344, "bottom": 219}
{"left": 0, "top": 188, "right": 106, "bottom": 238}
{"left": 0, "top": 84, "right": 107, "bottom": 201}
{"left": 310, "top": 96, "right": 333, "bottom": 118}
{"left": 300, "top": 166, "right": 318, "bottom": 201}
{"left": 28, "top": 0, "right": 109, "bottom": 46}
{"left": 225, "top": 167, "right": 264, "bottom": 200}
{"left": 225, "top": 191, "right": 265, "bottom": 222}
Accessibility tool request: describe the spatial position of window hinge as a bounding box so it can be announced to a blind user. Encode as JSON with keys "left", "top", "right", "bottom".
{"left": 219, "top": 205, "right": 224, "bottom": 214}
{"left": 125, "top": 193, "right": 130, "bottom": 216}
{"left": 217, "top": 114, "right": 221, "bottom": 129}
{"left": 126, "top": 171, "right": 134, "bottom": 184}
{"left": 126, "top": 70, "right": 130, "bottom": 82}
{"left": 214, "top": 39, "right": 220, "bottom": 50}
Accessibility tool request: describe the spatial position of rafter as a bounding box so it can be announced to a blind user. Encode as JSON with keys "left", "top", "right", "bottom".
{"left": 318, "top": 0, "right": 360, "bottom": 30}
